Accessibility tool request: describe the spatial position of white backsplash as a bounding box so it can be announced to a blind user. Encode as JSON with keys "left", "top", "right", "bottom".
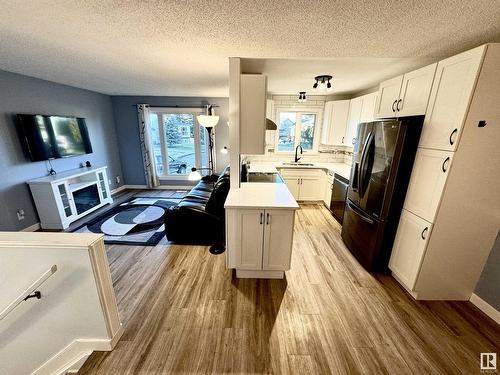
{"left": 245, "top": 145, "right": 353, "bottom": 165}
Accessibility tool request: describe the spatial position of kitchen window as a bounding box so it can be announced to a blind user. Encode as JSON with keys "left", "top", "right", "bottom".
{"left": 275, "top": 110, "right": 320, "bottom": 153}
{"left": 149, "top": 108, "right": 209, "bottom": 178}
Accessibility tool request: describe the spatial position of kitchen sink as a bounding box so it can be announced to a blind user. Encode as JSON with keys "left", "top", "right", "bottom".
{"left": 282, "top": 162, "right": 315, "bottom": 166}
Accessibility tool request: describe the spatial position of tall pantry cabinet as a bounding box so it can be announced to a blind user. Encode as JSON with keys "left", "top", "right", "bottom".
{"left": 389, "top": 44, "right": 500, "bottom": 300}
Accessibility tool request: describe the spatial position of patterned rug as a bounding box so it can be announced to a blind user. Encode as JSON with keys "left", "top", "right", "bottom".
{"left": 72, "top": 196, "right": 184, "bottom": 245}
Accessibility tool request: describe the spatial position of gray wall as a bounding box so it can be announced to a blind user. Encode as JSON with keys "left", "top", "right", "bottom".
{"left": 0, "top": 70, "right": 123, "bottom": 231}
{"left": 110, "top": 96, "right": 229, "bottom": 186}
{"left": 474, "top": 230, "right": 500, "bottom": 310}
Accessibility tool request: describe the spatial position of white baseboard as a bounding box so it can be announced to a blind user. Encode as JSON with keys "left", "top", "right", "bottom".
{"left": 31, "top": 338, "right": 112, "bottom": 375}
{"left": 470, "top": 293, "right": 500, "bottom": 325}
{"left": 110, "top": 185, "right": 127, "bottom": 195}
{"left": 21, "top": 222, "right": 41, "bottom": 232}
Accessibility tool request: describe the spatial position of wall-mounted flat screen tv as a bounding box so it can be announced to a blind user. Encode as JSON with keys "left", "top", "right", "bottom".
{"left": 17, "top": 114, "right": 93, "bottom": 162}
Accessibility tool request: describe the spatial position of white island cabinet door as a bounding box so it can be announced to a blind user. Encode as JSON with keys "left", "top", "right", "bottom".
{"left": 419, "top": 46, "right": 485, "bottom": 151}
{"left": 229, "top": 209, "right": 264, "bottom": 270}
{"left": 374, "top": 75, "right": 403, "bottom": 119}
{"left": 389, "top": 209, "right": 432, "bottom": 290}
{"left": 262, "top": 210, "right": 295, "bottom": 271}
{"left": 403, "top": 148, "right": 453, "bottom": 223}
{"left": 397, "top": 63, "right": 437, "bottom": 117}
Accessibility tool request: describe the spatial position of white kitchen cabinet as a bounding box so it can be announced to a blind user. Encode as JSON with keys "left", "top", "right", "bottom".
{"left": 389, "top": 44, "right": 500, "bottom": 301}
{"left": 262, "top": 209, "right": 295, "bottom": 270}
{"left": 240, "top": 74, "right": 267, "bottom": 154}
{"left": 226, "top": 207, "right": 296, "bottom": 278}
{"left": 232, "top": 209, "right": 264, "bottom": 270}
{"left": 403, "top": 149, "right": 453, "bottom": 223}
{"left": 279, "top": 169, "right": 324, "bottom": 201}
{"left": 375, "top": 63, "right": 437, "bottom": 118}
{"left": 323, "top": 172, "right": 334, "bottom": 206}
{"left": 374, "top": 76, "right": 403, "bottom": 118}
{"left": 389, "top": 209, "right": 432, "bottom": 290}
{"left": 282, "top": 177, "right": 300, "bottom": 200}
{"left": 419, "top": 46, "right": 485, "bottom": 151}
{"left": 321, "top": 100, "right": 350, "bottom": 146}
{"left": 345, "top": 96, "right": 363, "bottom": 147}
{"left": 359, "top": 92, "right": 377, "bottom": 123}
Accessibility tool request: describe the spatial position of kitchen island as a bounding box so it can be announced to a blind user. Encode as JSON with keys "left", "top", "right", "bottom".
{"left": 225, "top": 182, "right": 299, "bottom": 279}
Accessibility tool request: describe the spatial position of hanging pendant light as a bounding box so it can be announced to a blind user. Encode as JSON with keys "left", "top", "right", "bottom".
{"left": 312, "top": 75, "right": 333, "bottom": 93}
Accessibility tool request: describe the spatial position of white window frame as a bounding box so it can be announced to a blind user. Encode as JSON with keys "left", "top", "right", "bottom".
{"left": 274, "top": 106, "right": 322, "bottom": 154}
{"left": 149, "top": 107, "right": 209, "bottom": 180}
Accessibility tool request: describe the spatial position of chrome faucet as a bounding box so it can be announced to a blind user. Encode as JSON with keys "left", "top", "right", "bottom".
{"left": 294, "top": 145, "right": 303, "bottom": 163}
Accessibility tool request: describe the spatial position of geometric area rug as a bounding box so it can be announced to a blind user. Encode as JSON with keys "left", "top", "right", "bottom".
{"left": 72, "top": 196, "right": 182, "bottom": 246}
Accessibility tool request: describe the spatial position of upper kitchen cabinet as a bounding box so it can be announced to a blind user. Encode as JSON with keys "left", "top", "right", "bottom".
{"left": 374, "top": 76, "right": 403, "bottom": 118}
{"left": 344, "top": 96, "right": 363, "bottom": 147}
{"left": 240, "top": 74, "right": 267, "bottom": 154}
{"left": 418, "top": 46, "right": 485, "bottom": 151}
{"left": 375, "top": 63, "right": 437, "bottom": 118}
{"left": 321, "top": 100, "right": 350, "bottom": 146}
{"left": 359, "top": 92, "right": 377, "bottom": 123}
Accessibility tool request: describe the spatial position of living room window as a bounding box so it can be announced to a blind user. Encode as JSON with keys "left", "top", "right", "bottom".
{"left": 275, "top": 110, "right": 320, "bottom": 153}
{"left": 149, "top": 108, "right": 209, "bottom": 178}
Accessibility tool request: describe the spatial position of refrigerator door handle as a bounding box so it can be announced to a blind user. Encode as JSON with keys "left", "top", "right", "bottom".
{"left": 347, "top": 200, "right": 374, "bottom": 224}
{"left": 358, "top": 131, "right": 373, "bottom": 198}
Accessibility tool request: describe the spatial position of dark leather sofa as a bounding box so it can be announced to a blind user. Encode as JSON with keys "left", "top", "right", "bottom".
{"left": 163, "top": 167, "right": 230, "bottom": 244}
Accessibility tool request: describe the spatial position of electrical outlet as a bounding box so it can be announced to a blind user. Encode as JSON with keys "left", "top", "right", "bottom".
{"left": 108, "top": 179, "right": 112, "bottom": 186}
{"left": 116, "top": 176, "right": 121, "bottom": 184}
{"left": 16, "top": 209, "right": 25, "bottom": 221}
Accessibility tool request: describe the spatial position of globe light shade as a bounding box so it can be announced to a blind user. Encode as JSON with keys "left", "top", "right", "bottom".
{"left": 188, "top": 167, "right": 202, "bottom": 181}
{"left": 197, "top": 114, "right": 219, "bottom": 128}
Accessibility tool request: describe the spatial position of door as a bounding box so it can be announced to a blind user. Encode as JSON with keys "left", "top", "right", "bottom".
{"left": 403, "top": 148, "right": 453, "bottom": 223}
{"left": 348, "top": 122, "right": 373, "bottom": 206}
{"left": 344, "top": 97, "right": 363, "bottom": 146}
{"left": 282, "top": 177, "right": 300, "bottom": 200}
{"left": 341, "top": 199, "right": 386, "bottom": 271}
{"left": 299, "top": 176, "right": 323, "bottom": 201}
{"left": 398, "top": 63, "right": 437, "bottom": 116}
{"left": 359, "top": 92, "right": 377, "bottom": 123}
{"left": 374, "top": 75, "right": 403, "bottom": 119}
{"left": 321, "top": 101, "right": 334, "bottom": 144}
{"left": 419, "top": 46, "right": 484, "bottom": 151}
{"left": 328, "top": 100, "right": 350, "bottom": 145}
{"left": 359, "top": 120, "right": 401, "bottom": 219}
{"left": 262, "top": 210, "right": 295, "bottom": 270}
{"left": 234, "top": 209, "right": 264, "bottom": 270}
{"left": 389, "top": 209, "right": 432, "bottom": 290}
{"left": 56, "top": 183, "right": 75, "bottom": 218}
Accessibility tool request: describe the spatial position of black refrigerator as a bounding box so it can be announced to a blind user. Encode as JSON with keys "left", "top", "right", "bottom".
{"left": 341, "top": 117, "right": 423, "bottom": 271}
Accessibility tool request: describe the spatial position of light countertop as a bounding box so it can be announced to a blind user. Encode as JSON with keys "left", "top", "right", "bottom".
{"left": 225, "top": 182, "right": 300, "bottom": 210}
{"left": 247, "top": 161, "right": 352, "bottom": 180}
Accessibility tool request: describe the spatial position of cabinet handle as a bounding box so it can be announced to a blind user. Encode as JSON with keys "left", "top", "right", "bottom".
{"left": 442, "top": 157, "right": 450, "bottom": 173}
{"left": 266, "top": 213, "right": 270, "bottom": 225}
{"left": 396, "top": 99, "right": 402, "bottom": 112}
{"left": 449, "top": 128, "right": 458, "bottom": 145}
{"left": 260, "top": 213, "right": 263, "bottom": 225}
{"left": 352, "top": 137, "right": 356, "bottom": 145}
{"left": 342, "top": 136, "right": 344, "bottom": 144}
{"left": 392, "top": 100, "right": 397, "bottom": 112}
{"left": 421, "top": 227, "right": 428, "bottom": 240}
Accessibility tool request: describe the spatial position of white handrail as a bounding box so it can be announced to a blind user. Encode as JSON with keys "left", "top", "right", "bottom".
{"left": 0, "top": 264, "right": 58, "bottom": 321}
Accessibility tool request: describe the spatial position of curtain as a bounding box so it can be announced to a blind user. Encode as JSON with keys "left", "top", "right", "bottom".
{"left": 137, "top": 104, "right": 160, "bottom": 188}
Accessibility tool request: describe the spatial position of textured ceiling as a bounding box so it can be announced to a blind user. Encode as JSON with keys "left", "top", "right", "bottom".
{"left": 0, "top": 1, "right": 499, "bottom": 96}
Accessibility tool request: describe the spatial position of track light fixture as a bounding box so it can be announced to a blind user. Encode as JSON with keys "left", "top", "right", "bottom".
{"left": 312, "top": 75, "right": 333, "bottom": 93}
{"left": 298, "top": 92, "right": 307, "bottom": 103}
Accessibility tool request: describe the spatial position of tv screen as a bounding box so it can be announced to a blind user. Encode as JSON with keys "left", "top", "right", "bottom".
{"left": 17, "top": 114, "right": 93, "bottom": 162}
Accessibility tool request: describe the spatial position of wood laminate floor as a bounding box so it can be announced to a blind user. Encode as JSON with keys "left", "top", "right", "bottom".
{"left": 79, "top": 192, "right": 500, "bottom": 374}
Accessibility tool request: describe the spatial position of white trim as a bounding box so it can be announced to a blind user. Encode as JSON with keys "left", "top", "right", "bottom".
{"left": 121, "top": 184, "right": 191, "bottom": 191}
{"left": 21, "top": 222, "right": 41, "bottom": 232}
{"left": 31, "top": 338, "right": 112, "bottom": 375}
{"left": 469, "top": 293, "right": 500, "bottom": 325}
